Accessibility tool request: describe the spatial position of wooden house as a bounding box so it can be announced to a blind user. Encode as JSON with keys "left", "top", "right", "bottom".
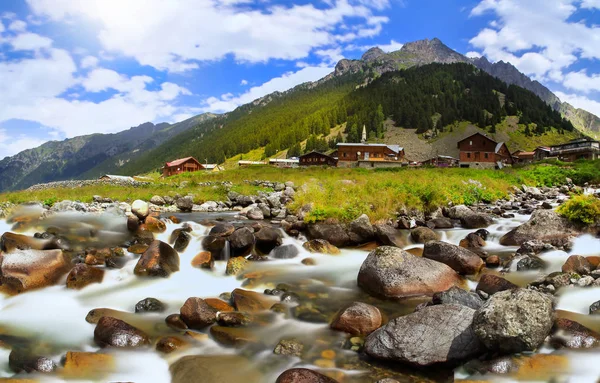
{"left": 457, "top": 133, "right": 513, "bottom": 169}
{"left": 512, "top": 150, "right": 535, "bottom": 164}
{"left": 299, "top": 151, "right": 338, "bottom": 166}
{"left": 336, "top": 143, "right": 404, "bottom": 167}
{"left": 551, "top": 138, "right": 600, "bottom": 162}
{"left": 533, "top": 146, "right": 553, "bottom": 161}
{"left": 163, "top": 157, "right": 203, "bottom": 177}
{"left": 422, "top": 155, "right": 459, "bottom": 168}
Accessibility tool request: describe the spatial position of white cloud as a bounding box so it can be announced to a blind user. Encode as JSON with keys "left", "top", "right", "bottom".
{"left": 80, "top": 55, "right": 99, "bottom": 69}
{"left": 581, "top": 0, "right": 600, "bottom": 9}
{"left": 555, "top": 91, "right": 600, "bottom": 117}
{"left": 8, "top": 20, "right": 27, "bottom": 31}
{"left": 0, "top": 21, "right": 3, "bottom": 33}
{"left": 9, "top": 32, "right": 53, "bottom": 51}
{"left": 563, "top": 70, "right": 600, "bottom": 93}
{"left": 240, "top": 79, "right": 248, "bottom": 86}
{"left": 0, "top": 129, "right": 47, "bottom": 158}
{"left": 315, "top": 47, "right": 344, "bottom": 64}
{"left": 202, "top": 65, "right": 334, "bottom": 112}
{"left": 466, "top": 51, "right": 481, "bottom": 58}
{"left": 377, "top": 39, "right": 403, "bottom": 52}
{"left": 27, "top": 0, "right": 388, "bottom": 72}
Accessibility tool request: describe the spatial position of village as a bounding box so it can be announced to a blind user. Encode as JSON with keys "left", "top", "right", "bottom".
{"left": 158, "top": 126, "right": 600, "bottom": 177}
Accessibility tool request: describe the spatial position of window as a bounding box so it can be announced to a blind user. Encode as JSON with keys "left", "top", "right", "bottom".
{"left": 469, "top": 140, "right": 472, "bottom": 146}
{"left": 467, "top": 153, "right": 471, "bottom": 158}
{"left": 484, "top": 153, "right": 489, "bottom": 159}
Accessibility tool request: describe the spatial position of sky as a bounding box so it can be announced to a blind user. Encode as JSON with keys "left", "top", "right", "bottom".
{"left": 0, "top": 0, "right": 599, "bottom": 159}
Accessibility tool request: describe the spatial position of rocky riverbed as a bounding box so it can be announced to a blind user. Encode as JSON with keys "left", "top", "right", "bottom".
{"left": 0, "top": 181, "right": 599, "bottom": 382}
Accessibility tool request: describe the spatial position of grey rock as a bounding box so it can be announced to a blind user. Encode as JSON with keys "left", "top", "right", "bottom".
{"left": 348, "top": 214, "right": 375, "bottom": 244}
{"left": 422, "top": 241, "right": 484, "bottom": 274}
{"left": 500, "top": 209, "right": 582, "bottom": 246}
{"left": 430, "top": 286, "right": 483, "bottom": 310}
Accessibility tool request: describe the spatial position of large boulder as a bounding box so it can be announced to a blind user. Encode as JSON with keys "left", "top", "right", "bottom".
{"left": 0, "top": 249, "right": 71, "bottom": 293}
{"left": 276, "top": 368, "right": 338, "bottom": 383}
{"left": 209, "top": 224, "right": 235, "bottom": 237}
{"left": 348, "top": 214, "right": 375, "bottom": 244}
{"left": 500, "top": 209, "right": 581, "bottom": 246}
{"left": 170, "top": 355, "right": 264, "bottom": 383}
{"left": 357, "top": 246, "right": 463, "bottom": 299}
{"left": 254, "top": 227, "right": 282, "bottom": 254}
{"left": 562, "top": 255, "right": 592, "bottom": 274}
{"left": 410, "top": 226, "right": 440, "bottom": 243}
{"left": 472, "top": 289, "right": 554, "bottom": 353}
{"left": 176, "top": 196, "right": 194, "bottom": 212}
{"left": 447, "top": 205, "right": 493, "bottom": 229}
{"left": 1, "top": 232, "right": 61, "bottom": 252}
{"left": 229, "top": 227, "right": 255, "bottom": 257}
{"left": 373, "top": 224, "right": 405, "bottom": 247}
{"left": 131, "top": 200, "right": 149, "bottom": 219}
{"left": 271, "top": 244, "right": 300, "bottom": 259}
{"left": 302, "top": 239, "right": 340, "bottom": 254}
{"left": 94, "top": 317, "right": 150, "bottom": 348}
{"left": 134, "top": 240, "right": 180, "bottom": 277}
{"left": 422, "top": 241, "right": 484, "bottom": 274}
{"left": 330, "top": 302, "right": 382, "bottom": 335}
{"left": 179, "top": 297, "right": 218, "bottom": 329}
{"left": 307, "top": 223, "right": 351, "bottom": 248}
{"left": 66, "top": 264, "right": 104, "bottom": 290}
{"left": 365, "top": 304, "right": 484, "bottom": 366}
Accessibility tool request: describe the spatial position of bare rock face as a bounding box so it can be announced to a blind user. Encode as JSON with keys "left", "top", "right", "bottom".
{"left": 473, "top": 289, "right": 554, "bottom": 353}
{"left": 365, "top": 304, "right": 484, "bottom": 366}
{"left": 134, "top": 240, "right": 180, "bottom": 277}
{"left": 500, "top": 210, "right": 581, "bottom": 246}
{"left": 276, "top": 368, "right": 339, "bottom": 383}
{"left": 0, "top": 249, "right": 71, "bottom": 293}
{"left": 330, "top": 302, "right": 382, "bottom": 335}
{"left": 94, "top": 317, "right": 150, "bottom": 348}
{"left": 422, "top": 241, "right": 484, "bottom": 274}
{"left": 66, "top": 264, "right": 104, "bottom": 290}
{"left": 357, "top": 246, "right": 463, "bottom": 299}
{"left": 179, "top": 297, "right": 218, "bottom": 329}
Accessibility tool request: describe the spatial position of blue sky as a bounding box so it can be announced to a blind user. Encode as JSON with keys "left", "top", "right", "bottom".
{"left": 0, "top": 0, "right": 599, "bottom": 158}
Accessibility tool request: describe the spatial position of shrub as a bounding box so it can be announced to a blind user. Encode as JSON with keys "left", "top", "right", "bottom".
{"left": 558, "top": 194, "right": 600, "bottom": 225}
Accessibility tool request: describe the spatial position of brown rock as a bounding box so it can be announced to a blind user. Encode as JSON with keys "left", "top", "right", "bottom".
{"left": 210, "top": 326, "right": 258, "bottom": 347}
{"left": 63, "top": 351, "right": 114, "bottom": 378}
{"left": 302, "top": 239, "right": 340, "bottom": 254}
{"left": 179, "top": 298, "right": 217, "bottom": 329}
{"left": 134, "top": 240, "right": 180, "bottom": 277}
{"left": 170, "top": 355, "right": 263, "bottom": 383}
{"left": 127, "top": 243, "right": 148, "bottom": 254}
{"left": 276, "top": 368, "right": 339, "bottom": 383}
{"left": 144, "top": 216, "right": 167, "bottom": 233}
{"left": 0, "top": 232, "right": 58, "bottom": 252}
{"left": 165, "top": 314, "right": 188, "bottom": 331}
{"left": 66, "top": 264, "right": 104, "bottom": 289}
{"left": 94, "top": 317, "right": 149, "bottom": 348}
{"left": 422, "top": 241, "right": 484, "bottom": 275}
{"left": 330, "top": 302, "right": 382, "bottom": 335}
{"left": 476, "top": 274, "right": 518, "bottom": 296}
{"left": 8, "top": 350, "right": 56, "bottom": 373}
{"left": 486, "top": 255, "right": 500, "bottom": 267}
{"left": 460, "top": 233, "right": 486, "bottom": 249}
{"left": 156, "top": 336, "right": 187, "bottom": 353}
{"left": 302, "top": 257, "right": 317, "bottom": 266}
{"left": 231, "top": 288, "right": 274, "bottom": 312}
{"left": 205, "top": 298, "right": 234, "bottom": 312}
{"left": 0, "top": 249, "right": 71, "bottom": 293}
{"left": 85, "top": 308, "right": 132, "bottom": 324}
{"left": 191, "top": 251, "right": 213, "bottom": 269}
{"left": 217, "top": 311, "right": 251, "bottom": 327}
{"left": 226, "top": 257, "right": 248, "bottom": 276}
{"left": 561, "top": 255, "right": 592, "bottom": 274}
{"left": 550, "top": 318, "right": 600, "bottom": 349}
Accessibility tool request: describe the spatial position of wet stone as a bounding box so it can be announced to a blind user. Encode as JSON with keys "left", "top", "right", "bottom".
{"left": 274, "top": 338, "right": 304, "bottom": 357}
{"left": 166, "top": 314, "right": 189, "bottom": 331}
{"left": 8, "top": 349, "right": 57, "bottom": 373}
{"left": 156, "top": 336, "right": 187, "bottom": 353}
{"left": 135, "top": 297, "right": 166, "bottom": 313}
{"left": 217, "top": 311, "right": 251, "bottom": 327}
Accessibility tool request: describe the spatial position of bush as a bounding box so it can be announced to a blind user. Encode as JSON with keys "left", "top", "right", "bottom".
{"left": 558, "top": 194, "right": 600, "bottom": 225}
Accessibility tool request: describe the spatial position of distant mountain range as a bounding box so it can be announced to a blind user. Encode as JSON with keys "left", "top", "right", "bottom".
{"left": 0, "top": 38, "right": 597, "bottom": 192}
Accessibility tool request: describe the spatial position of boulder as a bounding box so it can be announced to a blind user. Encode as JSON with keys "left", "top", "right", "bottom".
{"left": 226, "top": 257, "right": 248, "bottom": 276}
{"left": 0, "top": 249, "right": 71, "bottom": 293}
{"left": 348, "top": 214, "right": 375, "bottom": 244}
{"left": 271, "top": 244, "right": 300, "bottom": 259}
{"left": 459, "top": 233, "right": 486, "bottom": 249}
{"left": 150, "top": 195, "right": 165, "bottom": 206}
{"left": 246, "top": 207, "right": 264, "bottom": 220}
{"left": 410, "top": 227, "right": 440, "bottom": 243}
{"left": 357, "top": 246, "right": 463, "bottom": 299}
{"left": 179, "top": 297, "right": 218, "bottom": 329}
{"left": 170, "top": 355, "right": 263, "bottom": 383}
{"left": 373, "top": 224, "right": 405, "bottom": 247}
{"left": 422, "top": 241, "right": 484, "bottom": 274}
{"left": 176, "top": 196, "right": 194, "bottom": 212}
{"left": 475, "top": 274, "right": 518, "bottom": 296}
{"left": 273, "top": 338, "right": 304, "bottom": 356}
{"left": 94, "top": 317, "right": 150, "bottom": 348}
{"left": 135, "top": 297, "right": 166, "bottom": 313}
{"left": 170, "top": 229, "right": 192, "bottom": 253}
{"left": 229, "top": 227, "right": 255, "bottom": 257}
{"left": 0, "top": 232, "right": 61, "bottom": 252}
{"left": 500, "top": 209, "right": 581, "bottom": 246}
{"left": 231, "top": 288, "right": 273, "bottom": 312}
{"left": 131, "top": 200, "right": 149, "bottom": 219}
{"left": 191, "top": 251, "right": 214, "bottom": 269}
{"left": 144, "top": 216, "right": 167, "bottom": 233}
{"left": 210, "top": 326, "right": 258, "bottom": 347}
{"left": 429, "top": 286, "right": 483, "bottom": 310}
{"left": 276, "top": 368, "right": 338, "bottom": 383}
{"left": 330, "top": 302, "right": 382, "bottom": 335}
{"left": 365, "top": 304, "right": 484, "bottom": 366}
{"left": 8, "top": 350, "right": 56, "bottom": 373}
{"left": 306, "top": 223, "right": 351, "bottom": 248}
{"left": 254, "top": 227, "right": 282, "bottom": 254}
{"left": 134, "top": 240, "right": 180, "bottom": 277}
{"left": 66, "top": 264, "right": 104, "bottom": 290}
{"left": 447, "top": 205, "right": 493, "bottom": 229}
{"left": 302, "top": 239, "right": 340, "bottom": 254}
{"left": 562, "top": 255, "right": 592, "bottom": 274}
{"left": 209, "top": 224, "right": 235, "bottom": 237}
{"left": 550, "top": 318, "right": 600, "bottom": 349}
{"left": 428, "top": 218, "right": 454, "bottom": 229}
{"left": 473, "top": 289, "right": 554, "bottom": 353}
{"left": 201, "top": 235, "right": 226, "bottom": 256}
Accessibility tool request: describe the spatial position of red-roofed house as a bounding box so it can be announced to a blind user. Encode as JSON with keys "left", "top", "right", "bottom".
{"left": 457, "top": 132, "right": 514, "bottom": 169}
{"left": 163, "top": 157, "right": 204, "bottom": 177}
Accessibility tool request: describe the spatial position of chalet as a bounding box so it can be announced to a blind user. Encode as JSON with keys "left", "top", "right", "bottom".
{"left": 533, "top": 146, "right": 553, "bottom": 161}
{"left": 299, "top": 151, "right": 338, "bottom": 166}
{"left": 512, "top": 150, "right": 535, "bottom": 164}
{"left": 269, "top": 158, "right": 299, "bottom": 168}
{"left": 457, "top": 133, "right": 513, "bottom": 169}
{"left": 336, "top": 143, "right": 405, "bottom": 167}
{"left": 163, "top": 157, "right": 203, "bottom": 177}
{"left": 550, "top": 138, "right": 600, "bottom": 162}
{"left": 422, "top": 155, "right": 459, "bottom": 168}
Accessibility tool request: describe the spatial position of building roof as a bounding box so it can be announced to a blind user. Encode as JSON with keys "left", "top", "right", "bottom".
{"left": 299, "top": 151, "right": 335, "bottom": 158}
{"left": 514, "top": 151, "right": 535, "bottom": 157}
{"left": 100, "top": 175, "right": 134, "bottom": 181}
{"left": 238, "top": 160, "right": 266, "bottom": 165}
{"left": 269, "top": 158, "right": 299, "bottom": 163}
{"left": 337, "top": 143, "right": 403, "bottom": 154}
{"left": 494, "top": 142, "right": 505, "bottom": 154}
{"left": 458, "top": 132, "right": 497, "bottom": 146}
{"left": 535, "top": 146, "right": 552, "bottom": 152}
{"left": 165, "top": 156, "right": 198, "bottom": 167}
{"left": 203, "top": 164, "right": 221, "bottom": 169}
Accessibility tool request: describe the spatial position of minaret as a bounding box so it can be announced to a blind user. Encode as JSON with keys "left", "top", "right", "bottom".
{"left": 361, "top": 125, "right": 367, "bottom": 143}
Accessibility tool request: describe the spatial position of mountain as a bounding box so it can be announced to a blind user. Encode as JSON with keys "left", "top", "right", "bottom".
{"left": 0, "top": 113, "right": 215, "bottom": 191}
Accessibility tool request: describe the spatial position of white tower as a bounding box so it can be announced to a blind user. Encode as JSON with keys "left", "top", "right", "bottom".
{"left": 361, "top": 125, "right": 367, "bottom": 143}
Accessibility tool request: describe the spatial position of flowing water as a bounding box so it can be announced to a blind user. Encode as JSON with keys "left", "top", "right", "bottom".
{"left": 0, "top": 208, "right": 599, "bottom": 382}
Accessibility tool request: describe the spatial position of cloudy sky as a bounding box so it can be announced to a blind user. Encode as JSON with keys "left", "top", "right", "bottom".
{"left": 0, "top": 0, "right": 599, "bottom": 158}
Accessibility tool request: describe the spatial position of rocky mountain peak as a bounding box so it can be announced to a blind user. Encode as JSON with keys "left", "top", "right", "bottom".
{"left": 400, "top": 38, "right": 468, "bottom": 65}
{"left": 361, "top": 47, "right": 386, "bottom": 62}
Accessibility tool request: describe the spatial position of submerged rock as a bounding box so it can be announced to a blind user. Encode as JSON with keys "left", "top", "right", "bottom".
{"left": 226, "top": 257, "right": 248, "bottom": 276}
{"left": 302, "top": 239, "right": 340, "bottom": 254}
{"left": 274, "top": 338, "right": 304, "bottom": 356}
{"left": 231, "top": 288, "right": 273, "bottom": 312}
{"left": 276, "top": 368, "right": 339, "bottom": 383}
{"left": 271, "top": 244, "right": 300, "bottom": 259}
{"left": 365, "top": 304, "right": 483, "bottom": 366}
{"left": 179, "top": 297, "right": 218, "bottom": 329}
{"left": 66, "top": 264, "right": 104, "bottom": 290}
{"left": 94, "top": 317, "right": 150, "bottom": 348}
{"left": 422, "top": 241, "right": 484, "bottom": 274}
{"left": 473, "top": 289, "right": 554, "bottom": 353}
{"left": 134, "top": 240, "right": 180, "bottom": 277}
{"left": 330, "top": 302, "right": 382, "bottom": 335}
{"left": 357, "top": 246, "right": 463, "bottom": 299}
{"left": 0, "top": 249, "right": 71, "bottom": 293}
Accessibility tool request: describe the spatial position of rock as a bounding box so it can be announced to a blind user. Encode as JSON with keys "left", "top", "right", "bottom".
{"left": 217, "top": 311, "right": 251, "bottom": 327}
{"left": 0, "top": 232, "right": 60, "bottom": 252}
{"left": 254, "top": 227, "right": 282, "bottom": 254}
{"left": 201, "top": 235, "right": 226, "bottom": 256}
{"left": 135, "top": 297, "right": 166, "bottom": 313}
{"left": 209, "top": 223, "right": 235, "bottom": 237}
{"left": 169, "top": 229, "right": 192, "bottom": 253}
{"left": 475, "top": 274, "right": 518, "bottom": 296}
{"left": 410, "top": 226, "right": 440, "bottom": 243}
{"left": 0, "top": 249, "right": 71, "bottom": 293}
{"left": 231, "top": 288, "right": 273, "bottom": 312}
{"left": 302, "top": 258, "right": 316, "bottom": 266}
{"left": 94, "top": 317, "right": 150, "bottom": 348}
{"left": 517, "top": 240, "right": 554, "bottom": 255}
{"left": 191, "top": 251, "right": 213, "bottom": 269}
{"left": 166, "top": 314, "right": 188, "bottom": 331}
{"left": 144, "top": 216, "right": 167, "bottom": 233}
{"left": 430, "top": 286, "right": 483, "bottom": 310}
{"left": 447, "top": 205, "right": 493, "bottom": 228}
{"left": 590, "top": 300, "right": 600, "bottom": 315}
{"left": 365, "top": 304, "right": 483, "bottom": 366}
{"left": 179, "top": 298, "right": 217, "bottom": 329}
{"left": 500, "top": 210, "right": 581, "bottom": 246}
{"left": 302, "top": 239, "right": 340, "bottom": 254}
{"left": 205, "top": 298, "right": 235, "bottom": 312}
{"left": 66, "top": 264, "right": 104, "bottom": 290}
{"left": 210, "top": 326, "right": 258, "bottom": 347}
{"left": 134, "top": 240, "right": 180, "bottom": 277}
{"left": 226, "top": 257, "right": 248, "bottom": 276}
{"left": 428, "top": 217, "right": 454, "bottom": 229}
{"left": 170, "top": 355, "right": 263, "bottom": 383}
{"left": 62, "top": 351, "right": 114, "bottom": 378}
{"left": 127, "top": 215, "right": 140, "bottom": 232}
{"left": 271, "top": 244, "right": 299, "bottom": 259}
{"left": 330, "top": 302, "right": 382, "bottom": 335}
{"left": 357, "top": 246, "right": 463, "bottom": 299}
{"left": 276, "top": 368, "right": 338, "bottom": 383}
{"left": 128, "top": 243, "right": 148, "bottom": 254}
{"left": 176, "top": 196, "right": 194, "bottom": 212}
{"left": 156, "top": 336, "right": 187, "bottom": 353}
{"left": 246, "top": 207, "right": 264, "bottom": 220}
{"left": 422, "top": 241, "right": 484, "bottom": 274}
{"left": 562, "top": 255, "right": 592, "bottom": 274}
{"left": 550, "top": 318, "right": 600, "bottom": 349}
{"left": 486, "top": 255, "right": 500, "bottom": 267}
{"left": 229, "top": 227, "right": 255, "bottom": 257}
{"left": 459, "top": 233, "right": 486, "bottom": 249}
{"left": 150, "top": 195, "right": 165, "bottom": 206}
{"left": 131, "top": 200, "right": 149, "bottom": 219}
{"left": 348, "top": 214, "right": 375, "bottom": 244}
{"left": 274, "top": 338, "right": 304, "bottom": 356}
{"left": 373, "top": 224, "right": 405, "bottom": 247}
{"left": 473, "top": 289, "right": 554, "bottom": 353}
{"left": 8, "top": 350, "right": 56, "bottom": 373}
{"left": 307, "top": 223, "right": 351, "bottom": 248}
{"left": 516, "top": 256, "right": 546, "bottom": 271}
